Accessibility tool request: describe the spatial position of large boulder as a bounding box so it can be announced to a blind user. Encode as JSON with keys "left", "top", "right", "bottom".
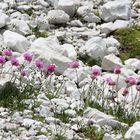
{"left": 125, "top": 122, "right": 140, "bottom": 140}
{"left": 55, "top": 0, "right": 80, "bottom": 16}
{"left": 3, "top": 30, "right": 30, "bottom": 53}
{"left": 102, "top": 54, "right": 123, "bottom": 71}
{"left": 29, "top": 36, "right": 72, "bottom": 74}
{"left": 79, "top": 37, "right": 119, "bottom": 60}
{"left": 9, "top": 19, "right": 31, "bottom": 35}
{"left": 47, "top": 10, "right": 70, "bottom": 24}
{"left": 99, "top": 0, "right": 131, "bottom": 22}
{"left": 0, "top": 12, "right": 9, "bottom": 28}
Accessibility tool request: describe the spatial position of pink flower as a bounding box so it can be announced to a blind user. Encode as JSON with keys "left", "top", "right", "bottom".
{"left": 0, "top": 56, "right": 6, "bottom": 65}
{"left": 113, "top": 67, "right": 121, "bottom": 74}
{"left": 106, "top": 77, "right": 115, "bottom": 86}
{"left": 21, "top": 69, "right": 29, "bottom": 77}
{"left": 122, "top": 88, "right": 129, "bottom": 96}
{"left": 136, "top": 84, "right": 140, "bottom": 91}
{"left": 125, "top": 76, "right": 136, "bottom": 86}
{"left": 69, "top": 60, "right": 80, "bottom": 68}
{"left": 23, "top": 52, "right": 32, "bottom": 62}
{"left": 3, "top": 49, "right": 13, "bottom": 56}
{"left": 47, "top": 64, "right": 56, "bottom": 73}
{"left": 11, "top": 58, "right": 19, "bottom": 66}
{"left": 35, "top": 59, "right": 44, "bottom": 70}
{"left": 90, "top": 67, "right": 101, "bottom": 80}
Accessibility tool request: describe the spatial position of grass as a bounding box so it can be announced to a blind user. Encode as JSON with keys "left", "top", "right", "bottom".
{"left": 77, "top": 53, "right": 101, "bottom": 66}
{"left": 0, "top": 81, "right": 37, "bottom": 112}
{"left": 79, "top": 125, "right": 105, "bottom": 140}
{"left": 113, "top": 26, "right": 140, "bottom": 61}
{"left": 54, "top": 110, "right": 70, "bottom": 123}
{"left": 32, "top": 115, "right": 45, "bottom": 123}
{"left": 54, "top": 134, "right": 67, "bottom": 140}
{"left": 32, "top": 27, "right": 49, "bottom": 38}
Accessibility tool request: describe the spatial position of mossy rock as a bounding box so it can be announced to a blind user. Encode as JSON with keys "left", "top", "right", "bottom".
{"left": 113, "top": 26, "right": 140, "bottom": 61}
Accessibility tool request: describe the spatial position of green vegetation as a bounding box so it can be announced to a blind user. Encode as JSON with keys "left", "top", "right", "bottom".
{"left": 54, "top": 134, "right": 67, "bottom": 140}
{"left": 80, "top": 125, "right": 105, "bottom": 140}
{"left": 0, "top": 82, "right": 35, "bottom": 111}
{"left": 32, "top": 27, "right": 49, "bottom": 38}
{"left": 77, "top": 53, "right": 101, "bottom": 66}
{"left": 54, "top": 110, "right": 70, "bottom": 123}
{"left": 113, "top": 26, "right": 140, "bottom": 61}
{"left": 22, "top": 9, "right": 33, "bottom": 16}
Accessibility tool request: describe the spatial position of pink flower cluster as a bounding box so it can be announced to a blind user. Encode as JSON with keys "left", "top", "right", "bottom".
{"left": 0, "top": 50, "right": 57, "bottom": 77}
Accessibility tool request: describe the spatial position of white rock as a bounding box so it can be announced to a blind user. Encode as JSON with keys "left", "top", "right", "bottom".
{"left": 84, "top": 107, "right": 114, "bottom": 121}
{"left": 10, "top": 19, "right": 31, "bottom": 35}
{"left": 103, "top": 133, "right": 115, "bottom": 140}
{"left": 79, "top": 37, "right": 107, "bottom": 60}
{"left": 29, "top": 36, "right": 72, "bottom": 74}
{"left": 47, "top": 10, "right": 70, "bottom": 24}
{"left": 55, "top": 0, "right": 79, "bottom": 16}
{"left": 125, "top": 122, "right": 140, "bottom": 140}
{"left": 84, "top": 13, "right": 101, "bottom": 23}
{"left": 124, "top": 58, "right": 140, "bottom": 71}
{"left": 99, "top": 0, "right": 131, "bottom": 22}
{"left": 61, "top": 44, "right": 77, "bottom": 60}
{"left": 0, "top": 12, "right": 9, "bottom": 28}
{"left": 70, "top": 20, "right": 83, "bottom": 27}
{"left": 100, "top": 20, "right": 130, "bottom": 34}
{"left": 64, "top": 67, "right": 90, "bottom": 83}
{"left": 22, "top": 119, "right": 42, "bottom": 127}
{"left": 77, "top": 5, "right": 92, "bottom": 17}
{"left": 3, "top": 30, "right": 30, "bottom": 53}
{"left": 102, "top": 54, "right": 123, "bottom": 71}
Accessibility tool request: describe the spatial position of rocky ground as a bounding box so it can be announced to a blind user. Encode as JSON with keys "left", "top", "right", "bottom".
{"left": 0, "top": 0, "right": 140, "bottom": 140}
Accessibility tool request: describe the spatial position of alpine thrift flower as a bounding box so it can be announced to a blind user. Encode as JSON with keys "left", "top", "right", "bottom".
{"left": 3, "top": 49, "right": 13, "bottom": 56}
{"left": 0, "top": 56, "right": 6, "bottom": 65}
{"left": 106, "top": 77, "right": 115, "bottom": 86}
{"left": 21, "top": 69, "right": 29, "bottom": 77}
{"left": 125, "top": 76, "right": 136, "bottom": 86}
{"left": 23, "top": 52, "right": 32, "bottom": 62}
{"left": 113, "top": 67, "right": 121, "bottom": 74}
{"left": 11, "top": 58, "right": 19, "bottom": 66}
{"left": 90, "top": 67, "right": 101, "bottom": 80}
{"left": 122, "top": 88, "right": 129, "bottom": 96}
{"left": 69, "top": 60, "right": 80, "bottom": 68}
{"left": 47, "top": 64, "right": 56, "bottom": 73}
{"left": 35, "top": 59, "right": 44, "bottom": 70}
{"left": 136, "top": 84, "right": 140, "bottom": 91}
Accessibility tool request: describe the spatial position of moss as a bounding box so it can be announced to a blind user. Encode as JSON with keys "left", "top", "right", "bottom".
{"left": 113, "top": 26, "right": 140, "bottom": 61}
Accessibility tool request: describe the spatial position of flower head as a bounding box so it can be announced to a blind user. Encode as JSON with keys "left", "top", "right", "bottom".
{"left": 113, "top": 67, "right": 121, "bottom": 74}
{"left": 21, "top": 69, "right": 29, "bottom": 77}
{"left": 69, "top": 60, "right": 80, "bottom": 69}
{"left": 90, "top": 67, "right": 101, "bottom": 80}
{"left": 106, "top": 77, "right": 115, "bottom": 86}
{"left": 136, "top": 84, "right": 140, "bottom": 91}
{"left": 3, "top": 49, "right": 13, "bottom": 56}
{"left": 122, "top": 88, "right": 129, "bottom": 96}
{"left": 35, "top": 59, "right": 44, "bottom": 70}
{"left": 11, "top": 58, "right": 19, "bottom": 66}
{"left": 47, "top": 64, "right": 56, "bottom": 73}
{"left": 0, "top": 56, "right": 6, "bottom": 65}
{"left": 23, "top": 52, "right": 32, "bottom": 62}
{"left": 125, "top": 76, "right": 136, "bottom": 86}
